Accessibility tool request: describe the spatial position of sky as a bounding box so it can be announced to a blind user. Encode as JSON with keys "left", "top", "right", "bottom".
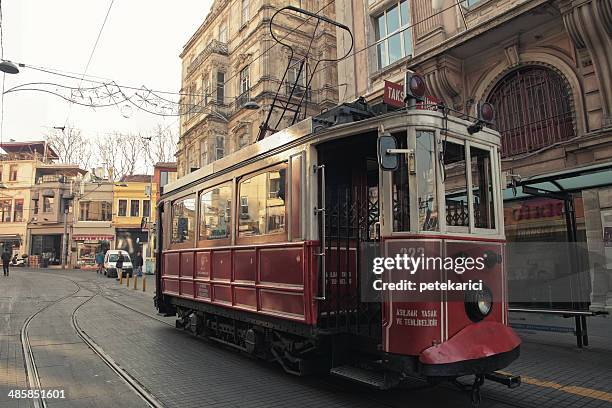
{"left": 0, "top": 0, "right": 213, "bottom": 152}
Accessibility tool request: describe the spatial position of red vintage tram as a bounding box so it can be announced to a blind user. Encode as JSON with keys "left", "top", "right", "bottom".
{"left": 154, "top": 93, "right": 521, "bottom": 401}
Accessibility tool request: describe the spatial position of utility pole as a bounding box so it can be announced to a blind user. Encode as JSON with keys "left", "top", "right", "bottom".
{"left": 142, "top": 135, "right": 154, "bottom": 274}
{"left": 61, "top": 199, "right": 69, "bottom": 269}
{"left": 146, "top": 173, "right": 153, "bottom": 273}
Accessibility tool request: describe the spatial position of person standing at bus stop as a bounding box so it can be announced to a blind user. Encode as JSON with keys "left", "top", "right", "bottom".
{"left": 115, "top": 252, "right": 125, "bottom": 280}
{"left": 2, "top": 249, "right": 11, "bottom": 276}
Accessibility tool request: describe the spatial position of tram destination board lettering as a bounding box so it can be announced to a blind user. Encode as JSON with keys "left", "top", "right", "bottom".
{"left": 395, "top": 308, "right": 438, "bottom": 327}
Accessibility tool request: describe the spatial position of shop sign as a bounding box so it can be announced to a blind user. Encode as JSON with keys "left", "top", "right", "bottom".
{"left": 72, "top": 235, "right": 114, "bottom": 241}
{"left": 504, "top": 197, "right": 584, "bottom": 226}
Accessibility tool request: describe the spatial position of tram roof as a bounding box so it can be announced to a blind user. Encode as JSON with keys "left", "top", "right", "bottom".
{"left": 163, "top": 109, "right": 500, "bottom": 197}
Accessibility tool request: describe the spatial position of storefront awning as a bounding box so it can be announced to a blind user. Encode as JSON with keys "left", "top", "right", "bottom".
{"left": 0, "top": 234, "right": 21, "bottom": 241}
{"left": 504, "top": 162, "right": 612, "bottom": 201}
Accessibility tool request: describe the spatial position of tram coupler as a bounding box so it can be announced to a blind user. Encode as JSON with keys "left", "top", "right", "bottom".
{"left": 485, "top": 371, "right": 521, "bottom": 388}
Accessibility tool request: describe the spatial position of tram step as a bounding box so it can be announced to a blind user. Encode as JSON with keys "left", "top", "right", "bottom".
{"left": 330, "top": 365, "right": 398, "bottom": 389}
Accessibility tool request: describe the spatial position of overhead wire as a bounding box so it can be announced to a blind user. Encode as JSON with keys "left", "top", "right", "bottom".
{"left": 0, "top": 0, "right": 5, "bottom": 146}
{"left": 63, "top": 0, "right": 116, "bottom": 128}
{"left": 157, "top": 0, "right": 337, "bottom": 136}
{"left": 3, "top": 1, "right": 469, "bottom": 136}
{"left": 309, "top": 1, "right": 467, "bottom": 81}
{"left": 3, "top": 0, "right": 337, "bottom": 120}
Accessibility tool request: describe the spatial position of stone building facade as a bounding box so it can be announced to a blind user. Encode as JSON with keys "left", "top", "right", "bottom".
{"left": 176, "top": 0, "right": 339, "bottom": 178}
{"left": 335, "top": 0, "right": 611, "bottom": 310}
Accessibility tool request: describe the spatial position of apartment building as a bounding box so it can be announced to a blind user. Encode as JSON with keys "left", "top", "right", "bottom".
{"left": 335, "top": 0, "right": 611, "bottom": 310}
{"left": 176, "top": 0, "right": 339, "bottom": 177}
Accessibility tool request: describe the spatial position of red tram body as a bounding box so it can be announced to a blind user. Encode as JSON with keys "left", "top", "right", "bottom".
{"left": 155, "top": 103, "right": 521, "bottom": 394}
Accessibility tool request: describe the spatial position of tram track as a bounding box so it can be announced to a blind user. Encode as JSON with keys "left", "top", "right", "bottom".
{"left": 20, "top": 271, "right": 526, "bottom": 408}
{"left": 19, "top": 272, "right": 166, "bottom": 408}
{"left": 20, "top": 282, "right": 80, "bottom": 408}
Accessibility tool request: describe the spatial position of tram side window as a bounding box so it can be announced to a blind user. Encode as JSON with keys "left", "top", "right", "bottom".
{"left": 238, "top": 165, "right": 287, "bottom": 237}
{"left": 470, "top": 146, "right": 496, "bottom": 229}
{"left": 443, "top": 141, "right": 469, "bottom": 228}
{"left": 392, "top": 133, "right": 410, "bottom": 231}
{"left": 172, "top": 196, "right": 196, "bottom": 244}
{"left": 416, "top": 131, "right": 438, "bottom": 231}
{"left": 199, "top": 184, "right": 232, "bottom": 241}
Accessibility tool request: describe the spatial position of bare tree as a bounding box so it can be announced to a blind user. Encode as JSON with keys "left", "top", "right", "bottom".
{"left": 118, "top": 133, "right": 142, "bottom": 178}
{"left": 45, "top": 126, "right": 93, "bottom": 169}
{"left": 145, "top": 123, "right": 178, "bottom": 165}
{"left": 95, "top": 133, "right": 120, "bottom": 180}
{"left": 95, "top": 132, "right": 145, "bottom": 180}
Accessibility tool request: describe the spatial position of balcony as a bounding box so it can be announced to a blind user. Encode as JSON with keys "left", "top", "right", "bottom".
{"left": 186, "top": 40, "right": 229, "bottom": 77}
{"left": 285, "top": 82, "right": 312, "bottom": 100}
{"left": 235, "top": 91, "right": 250, "bottom": 109}
{"left": 183, "top": 100, "right": 230, "bottom": 126}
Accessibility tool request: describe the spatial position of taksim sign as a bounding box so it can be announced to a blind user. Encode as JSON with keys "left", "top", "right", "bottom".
{"left": 383, "top": 80, "right": 405, "bottom": 108}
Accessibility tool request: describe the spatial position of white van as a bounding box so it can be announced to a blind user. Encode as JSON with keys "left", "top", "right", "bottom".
{"left": 103, "top": 250, "right": 133, "bottom": 278}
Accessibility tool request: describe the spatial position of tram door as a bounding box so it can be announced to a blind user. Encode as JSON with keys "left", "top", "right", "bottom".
{"left": 316, "top": 133, "right": 382, "bottom": 342}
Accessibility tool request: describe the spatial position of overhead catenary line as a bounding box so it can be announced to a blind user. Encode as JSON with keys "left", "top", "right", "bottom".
{"left": 156, "top": 0, "right": 337, "bottom": 136}
{"left": 217, "top": 0, "right": 336, "bottom": 96}
{"left": 1, "top": 0, "right": 5, "bottom": 146}
{"left": 12, "top": 0, "right": 337, "bottom": 104}
{"left": 310, "top": 1, "right": 468, "bottom": 81}
{"left": 3, "top": 1, "right": 468, "bottom": 131}
{"left": 63, "top": 0, "right": 116, "bottom": 128}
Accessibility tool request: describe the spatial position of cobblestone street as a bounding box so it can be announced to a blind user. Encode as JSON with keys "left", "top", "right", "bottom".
{"left": 0, "top": 268, "right": 609, "bottom": 407}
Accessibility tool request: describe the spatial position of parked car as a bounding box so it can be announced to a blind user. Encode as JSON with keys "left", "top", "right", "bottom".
{"left": 103, "top": 250, "right": 133, "bottom": 278}
{"left": 10, "top": 254, "right": 26, "bottom": 267}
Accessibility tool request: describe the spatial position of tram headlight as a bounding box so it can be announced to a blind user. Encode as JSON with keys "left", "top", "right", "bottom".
{"left": 467, "top": 101, "right": 496, "bottom": 134}
{"left": 465, "top": 285, "right": 493, "bottom": 322}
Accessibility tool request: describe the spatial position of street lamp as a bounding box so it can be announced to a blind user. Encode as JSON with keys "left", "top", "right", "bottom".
{"left": 0, "top": 60, "right": 20, "bottom": 75}
{"left": 243, "top": 101, "right": 260, "bottom": 110}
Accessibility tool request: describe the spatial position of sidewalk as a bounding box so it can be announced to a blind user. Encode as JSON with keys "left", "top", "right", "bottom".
{"left": 481, "top": 312, "right": 612, "bottom": 407}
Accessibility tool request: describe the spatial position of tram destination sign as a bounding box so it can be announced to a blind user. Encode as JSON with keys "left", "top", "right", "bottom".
{"left": 383, "top": 80, "right": 441, "bottom": 110}
{"left": 384, "top": 80, "right": 405, "bottom": 107}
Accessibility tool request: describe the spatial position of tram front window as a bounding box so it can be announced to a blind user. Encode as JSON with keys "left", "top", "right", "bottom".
{"left": 392, "top": 133, "right": 410, "bottom": 231}
{"left": 416, "top": 131, "right": 438, "bottom": 231}
{"left": 470, "top": 146, "right": 495, "bottom": 229}
{"left": 443, "top": 141, "right": 469, "bottom": 228}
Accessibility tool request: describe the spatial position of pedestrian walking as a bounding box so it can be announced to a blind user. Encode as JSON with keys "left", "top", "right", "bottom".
{"left": 134, "top": 252, "right": 144, "bottom": 277}
{"left": 95, "top": 251, "right": 105, "bottom": 274}
{"left": 2, "top": 249, "right": 11, "bottom": 276}
{"left": 116, "top": 252, "right": 125, "bottom": 280}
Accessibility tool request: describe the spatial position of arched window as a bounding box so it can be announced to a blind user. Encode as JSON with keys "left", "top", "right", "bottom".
{"left": 487, "top": 66, "right": 574, "bottom": 157}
